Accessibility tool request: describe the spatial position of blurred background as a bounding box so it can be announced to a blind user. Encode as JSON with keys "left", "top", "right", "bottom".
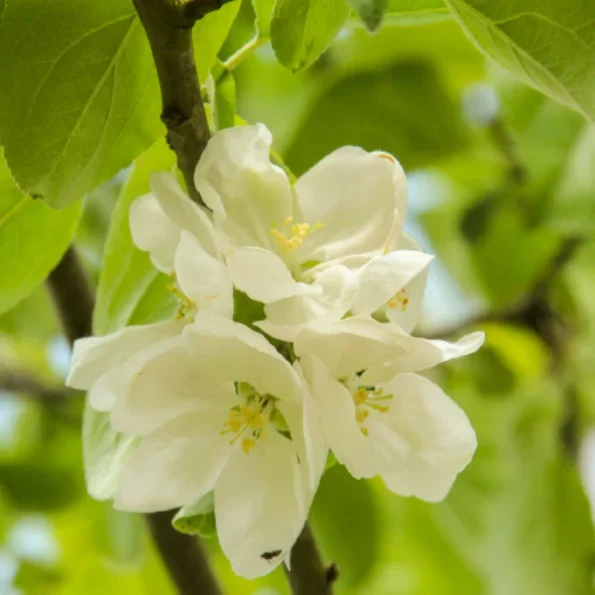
{"left": 1, "top": 1, "right": 595, "bottom": 593}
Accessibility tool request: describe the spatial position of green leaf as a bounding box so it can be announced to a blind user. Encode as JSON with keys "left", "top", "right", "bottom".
{"left": 173, "top": 493, "right": 215, "bottom": 536}
{"left": 285, "top": 61, "right": 469, "bottom": 175}
{"left": 383, "top": 0, "right": 449, "bottom": 25}
{"left": 252, "top": 0, "right": 275, "bottom": 37}
{"left": 349, "top": 0, "right": 389, "bottom": 31}
{"left": 0, "top": 1, "right": 237, "bottom": 210}
{"left": 0, "top": 462, "right": 81, "bottom": 511}
{"left": 549, "top": 124, "right": 595, "bottom": 234}
{"left": 271, "top": 0, "right": 351, "bottom": 71}
{"left": 83, "top": 405, "right": 140, "bottom": 501}
{"left": 310, "top": 466, "right": 379, "bottom": 587}
{"left": 0, "top": 151, "right": 82, "bottom": 315}
{"left": 212, "top": 62, "right": 237, "bottom": 131}
{"left": 0, "top": 1, "right": 163, "bottom": 208}
{"left": 93, "top": 139, "right": 176, "bottom": 336}
{"left": 470, "top": 203, "right": 560, "bottom": 307}
{"left": 444, "top": 0, "right": 595, "bottom": 120}
{"left": 194, "top": 1, "right": 241, "bottom": 82}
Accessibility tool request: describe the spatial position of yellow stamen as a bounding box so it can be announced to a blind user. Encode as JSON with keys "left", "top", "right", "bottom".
{"left": 353, "top": 389, "right": 368, "bottom": 405}
{"left": 268, "top": 218, "right": 324, "bottom": 253}
{"left": 356, "top": 409, "right": 369, "bottom": 424}
{"left": 387, "top": 288, "right": 409, "bottom": 312}
{"left": 241, "top": 438, "right": 257, "bottom": 454}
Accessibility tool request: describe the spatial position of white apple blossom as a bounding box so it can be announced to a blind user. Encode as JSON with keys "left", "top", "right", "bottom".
{"left": 292, "top": 317, "right": 483, "bottom": 501}
{"left": 193, "top": 123, "right": 412, "bottom": 322}
{"left": 107, "top": 316, "right": 326, "bottom": 579}
{"left": 66, "top": 120, "right": 485, "bottom": 581}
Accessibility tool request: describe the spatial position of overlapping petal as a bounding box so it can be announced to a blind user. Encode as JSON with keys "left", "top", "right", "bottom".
{"left": 66, "top": 319, "right": 184, "bottom": 394}
{"left": 115, "top": 412, "right": 231, "bottom": 512}
{"left": 294, "top": 147, "right": 406, "bottom": 263}
{"left": 226, "top": 247, "right": 319, "bottom": 304}
{"left": 361, "top": 331, "right": 485, "bottom": 384}
{"left": 184, "top": 315, "right": 303, "bottom": 402}
{"left": 110, "top": 340, "right": 236, "bottom": 435}
{"left": 298, "top": 355, "right": 378, "bottom": 479}
{"left": 293, "top": 316, "right": 410, "bottom": 378}
{"left": 175, "top": 231, "right": 233, "bottom": 319}
{"left": 215, "top": 431, "right": 303, "bottom": 578}
{"left": 194, "top": 124, "right": 293, "bottom": 251}
{"left": 378, "top": 373, "right": 477, "bottom": 502}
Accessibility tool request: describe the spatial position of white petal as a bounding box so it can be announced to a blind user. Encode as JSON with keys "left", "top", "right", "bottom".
{"left": 175, "top": 231, "right": 233, "bottom": 318}
{"left": 362, "top": 331, "right": 486, "bottom": 384}
{"left": 129, "top": 194, "right": 181, "bottom": 273}
{"left": 151, "top": 172, "right": 220, "bottom": 259}
{"left": 295, "top": 147, "right": 406, "bottom": 262}
{"left": 194, "top": 124, "right": 293, "bottom": 250}
{"left": 279, "top": 368, "right": 328, "bottom": 496}
{"left": 214, "top": 431, "right": 304, "bottom": 579}
{"left": 298, "top": 355, "right": 378, "bottom": 479}
{"left": 184, "top": 316, "right": 302, "bottom": 402}
{"left": 87, "top": 334, "right": 186, "bottom": 412}
{"left": 115, "top": 411, "right": 230, "bottom": 512}
{"left": 256, "top": 264, "right": 358, "bottom": 340}
{"left": 293, "top": 317, "right": 409, "bottom": 379}
{"left": 378, "top": 373, "right": 477, "bottom": 502}
{"left": 351, "top": 251, "right": 433, "bottom": 317}
{"left": 385, "top": 233, "right": 429, "bottom": 332}
{"left": 66, "top": 320, "right": 183, "bottom": 391}
{"left": 110, "top": 341, "right": 236, "bottom": 435}
{"left": 227, "top": 247, "right": 318, "bottom": 303}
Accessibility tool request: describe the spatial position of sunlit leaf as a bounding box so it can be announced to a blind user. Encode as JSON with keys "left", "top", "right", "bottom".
{"left": 271, "top": 0, "right": 351, "bottom": 71}
{"left": 0, "top": 151, "right": 82, "bottom": 315}
{"left": 445, "top": 0, "right": 595, "bottom": 120}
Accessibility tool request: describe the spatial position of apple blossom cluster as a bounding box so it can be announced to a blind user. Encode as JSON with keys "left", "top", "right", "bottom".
{"left": 66, "top": 124, "right": 484, "bottom": 579}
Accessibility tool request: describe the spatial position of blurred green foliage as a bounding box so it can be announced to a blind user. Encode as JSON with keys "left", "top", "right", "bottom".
{"left": 1, "top": 0, "right": 595, "bottom": 593}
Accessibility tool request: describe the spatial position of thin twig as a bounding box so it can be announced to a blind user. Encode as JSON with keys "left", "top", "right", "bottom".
{"left": 0, "top": 370, "right": 72, "bottom": 403}
{"left": 425, "top": 237, "right": 583, "bottom": 341}
{"left": 285, "top": 523, "right": 336, "bottom": 595}
{"left": 47, "top": 246, "right": 94, "bottom": 345}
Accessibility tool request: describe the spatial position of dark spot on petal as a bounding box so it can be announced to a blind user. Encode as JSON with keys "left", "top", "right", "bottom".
{"left": 261, "top": 549, "right": 283, "bottom": 562}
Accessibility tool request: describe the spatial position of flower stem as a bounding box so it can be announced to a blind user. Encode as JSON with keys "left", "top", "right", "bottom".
{"left": 223, "top": 35, "right": 269, "bottom": 72}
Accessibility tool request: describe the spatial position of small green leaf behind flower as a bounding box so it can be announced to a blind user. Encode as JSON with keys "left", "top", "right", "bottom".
{"left": 270, "top": 0, "right": 351, "bottom": 71}
{"left": 173, "top": 493, "right": 216, "bottom": 537}
{"left": 349, "top": 0, "right": 389, "bottom": 31}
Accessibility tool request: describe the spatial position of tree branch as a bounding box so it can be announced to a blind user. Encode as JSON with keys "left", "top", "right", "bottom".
{"left": 47, "top": 246, "right": 94, "bottom": 345}
{"left": 132, "top": 0, "right": 225, "bottom": 204}
{"left": 0, "top": 370, "right": 73, "bottom": 403}
{"left": 46, "top": 247, "right": 222, "bottom": 595}
{"left": 147, "top": 511, "right": 222, "bottom": 595}
{"left": 285, "top": 523, "right": 336, "bottom": 595}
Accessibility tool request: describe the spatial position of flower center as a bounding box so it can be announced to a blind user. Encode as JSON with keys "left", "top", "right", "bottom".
{"left": 167, "top": 274, "right": 220, "bottom": 322}
{"left": 221, "top": 385, "right": 287, "bottom": 454}
{"left": 343, "top": 378, "right": 393, "bottom": 436}
{"left": 387, "top": 287, "right": 409, "bottom": 312}
{"left": 166, "top": 278, "right": 197, "bottom": 321}
{"left": 269, "top": 216, "right": 324, "bottom": 254}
